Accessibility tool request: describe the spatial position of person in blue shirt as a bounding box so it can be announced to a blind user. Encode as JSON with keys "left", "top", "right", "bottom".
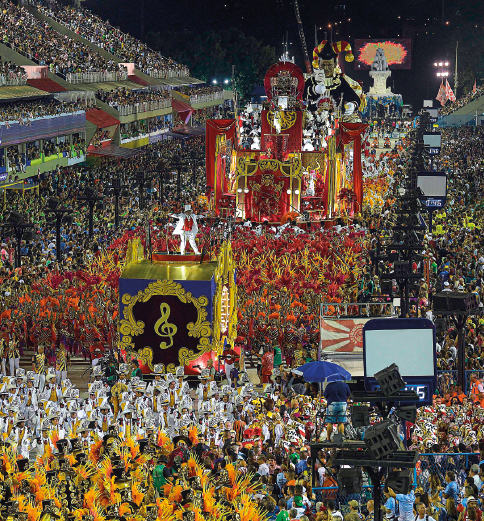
{"left": 383, "top": 488, "right": 397, "bottom": 520}
{"left": 295, "top": 453, "right": 308, "bottom": 476}
{"left": 443, "top": 471, "right": 459, "bottom": 502}
{"left": 276, "top": 467, "right": 287, "bottom": 491}
{"left": 323, "top": 379, "right": 351, "bottom": 440}
{"left": 388, "top": 486, "right": 415, "bottom": 521}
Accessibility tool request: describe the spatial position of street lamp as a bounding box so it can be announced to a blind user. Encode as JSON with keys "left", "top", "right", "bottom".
{"left": 170, "top": 155, "right": 183, "bottom": 199}
{"left": 44, "top": 198, "right": 72, "bottom": 263}
{"left": 434, "top": 60, "right": 450, "bottom": 78}
{"left": 78, "top": 186, "right": 104, "bottom": 239}
{"left": 2, "top": 211, "right": 35, "bottom": 268}
{"left": 105, "top": 177, "right": 130, "bottom": 228}
{"left": 133, "top": 171, "right": 152, "bottom": 211}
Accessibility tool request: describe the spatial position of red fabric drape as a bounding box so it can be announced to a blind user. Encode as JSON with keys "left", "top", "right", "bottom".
{"left": 205, "top": 120, "right": 236, "bottom": 210}
{"left": 172, "top": 99, "right": 195, "bottom": 124}
{"left": 244, "top": 171, "right": 291, "bottom": 221}
{"left": 337, "top": 122, "right": 368, "bottom": 211}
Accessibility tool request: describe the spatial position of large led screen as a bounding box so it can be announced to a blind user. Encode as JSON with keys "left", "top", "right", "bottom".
{"left": 354, "top": 39, "right": 412, "bottom": 70}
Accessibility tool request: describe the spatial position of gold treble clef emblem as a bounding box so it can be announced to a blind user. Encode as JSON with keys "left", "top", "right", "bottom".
{"left": 154, "top": 303, "right": 177, "bottom": 349}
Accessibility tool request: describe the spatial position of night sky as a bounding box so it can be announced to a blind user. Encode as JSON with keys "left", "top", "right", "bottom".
{"left": 84, "top": 0, "right": 484, "bottom": 110}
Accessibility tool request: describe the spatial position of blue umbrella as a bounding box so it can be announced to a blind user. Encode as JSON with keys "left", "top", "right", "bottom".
{"left": 293, "top": 360, "right": 351, "bottom": 383}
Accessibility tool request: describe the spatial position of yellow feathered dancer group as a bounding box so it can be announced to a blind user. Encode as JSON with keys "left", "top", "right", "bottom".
{"left": 0, "top": 427, "right": 266, "bottom": 521}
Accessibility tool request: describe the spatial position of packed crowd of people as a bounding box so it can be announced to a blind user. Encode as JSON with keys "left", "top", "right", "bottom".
{"left": 0, "top": 97, "right": 91, "bottom": 123}
{"left": 96, "top": 86, "right": 171, "bottom": 109}
{"left": 31, "top": 0, "right": 189, "bottom": 78}
{"left": 2, "top": 67, "right": 484, "bottom": 520}
{"left": 174, "top": 85, "right": 224, "bottom": 97}
{"left": 439, "top": 85, "right": 484, "bottom": 116}
{"left": 0, "top": 0, "right": 125, "bottom": 78}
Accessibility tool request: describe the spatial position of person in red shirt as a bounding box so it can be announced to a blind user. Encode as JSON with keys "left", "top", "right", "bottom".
{"left": 261, "top": 346, "right": 274, "bottom": 384}
{"left": 220, "top": 347, "right": 240, "bottom": 383}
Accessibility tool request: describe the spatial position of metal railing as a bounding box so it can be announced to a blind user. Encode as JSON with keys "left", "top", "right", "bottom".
{"left": 115, "top": 98, "right": 171, "bottom": 116}
{"left": 146, "top": 68, "right": 190, "bottom": 79}
{"left": 437, "top": 369, "right": 484, "bottom": 396}
{"left": 0, "top": 73, "right": 28, "bottom": 86}
{"left": 312, "top": 453, "right": 477, "bottom": 513}
{"left": 321, "top": 301, "right": 398, "bottom": 318}
{"left": 65, "top": 70, "right": 128, "bottom": 84}
{"left": 189, "top": 91, "right": 224, "bottom": 105}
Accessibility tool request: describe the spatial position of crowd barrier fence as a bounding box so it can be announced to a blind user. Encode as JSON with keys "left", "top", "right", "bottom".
{"left": 311, "top": 453, "right": 478, "bottom": 514}
{"left": 436, "top": 369, "right": 484, "bottom": 395}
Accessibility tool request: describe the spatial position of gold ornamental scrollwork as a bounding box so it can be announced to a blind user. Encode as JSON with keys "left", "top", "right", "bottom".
{"left": 258, "top": 159, "right": 280, "bottom": 172}
{"left": 266, "top": 110, "right": 297, "bottom": 130}
{"left": 120, "top": 280, "right": 212, "bottom": 371}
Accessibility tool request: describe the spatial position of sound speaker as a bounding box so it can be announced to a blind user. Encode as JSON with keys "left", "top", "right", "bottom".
{"left": 374, "top": 363, "right": 405, "bottom": 396}
{"left": 396, "top": 405, "right": 417, "bottom": 423}
{"left": 352, "top": 405, "right": 371, "bottom": 427}
{"left": 386, "top": 469, "right": 413, "bottom": 494}
{"left": 433, "top": 292, "right": 478, "bottom": 313}
{"left": 337, "top": 467, "right": 363, "bottom": 495}
{"left": 364, "top": 420, "right": 401, "bottom": 459}
{"left": 393, "top": 261, "right": 409, "bottom": 278}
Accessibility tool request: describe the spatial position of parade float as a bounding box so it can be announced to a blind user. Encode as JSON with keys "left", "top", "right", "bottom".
{"left": 206, "top": 40, "right": 369, "bottom": 222}
{"left": 118, "top": 238, "right": 237, "bottom": 375}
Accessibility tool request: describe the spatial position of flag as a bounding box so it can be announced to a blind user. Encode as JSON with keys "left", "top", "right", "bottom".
{"left": 436, "top": 81, "right": 447, "bottom": 106}
{"left": 473, "top": 78, "right": 477, "bottom": 94}
{"left": 445, "top": 79, "right": 456, "bottom": 102}
{"left": 319, "top": 318, "right": 370, "bottom": 352}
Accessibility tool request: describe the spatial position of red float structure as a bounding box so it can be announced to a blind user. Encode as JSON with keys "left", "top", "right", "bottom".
{"left": 206, "top": 42, "right": 369, "bottom": 224}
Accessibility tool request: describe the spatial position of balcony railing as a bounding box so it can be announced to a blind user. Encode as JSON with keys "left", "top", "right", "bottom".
{"left": 0, "top": 73, "right": 28, "bottom": 87}
{"left": 189, "top": 91, "right": 224, "bottom": 105}
{"left": 65, "top": 70, "right": 128, "bottom": 84}
{"left": 146, "top": 68, "right": 190, "bottom": 79}
{"left": 115, "top": 98, "right": 171, "bottom": 116}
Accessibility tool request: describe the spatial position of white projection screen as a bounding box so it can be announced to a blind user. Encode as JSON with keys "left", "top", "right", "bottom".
{"left": 365, "top": 328, "right": 434, "bottom": 377}
{"left": 417, "top": 174, "right": 447, "bottom": 197}
{"left": 423, "top": 133, "right": 441, "bottom": 148}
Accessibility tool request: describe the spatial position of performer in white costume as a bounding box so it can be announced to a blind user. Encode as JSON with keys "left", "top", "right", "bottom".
{"left": 171, "top": 204, "right": 204, "bottom": 255}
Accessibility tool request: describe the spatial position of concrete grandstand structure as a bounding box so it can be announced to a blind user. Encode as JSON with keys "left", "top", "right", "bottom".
{"left": 0, "top": 0, "right": 231, "bottom": 183}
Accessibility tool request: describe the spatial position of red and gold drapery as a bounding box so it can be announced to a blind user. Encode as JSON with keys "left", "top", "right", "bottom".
{"left": 337, "top": 122, "right": 368, "bottom": 211}
{"left": 206, "top": 119, "right": 236, "bottom": 212}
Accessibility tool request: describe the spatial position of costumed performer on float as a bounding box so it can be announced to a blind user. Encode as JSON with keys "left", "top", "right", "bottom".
{"left": 171, "top": 204, "right": 204, "bottom": 255}
{"left": 304, "top": 40, "right": 364, "bottom": 121}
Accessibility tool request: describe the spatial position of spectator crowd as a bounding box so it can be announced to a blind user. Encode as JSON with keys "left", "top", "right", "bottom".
{"left": 0, "top": 97, "right": 91, "bottom": 123}
{"left": 0, "top": 0, "right": 126, "bottom": 78}
{"left": 439, "top": 85, "right": 484, "bottom": 116}
{"left": 31, "top": 0, "right": 189, "bottom": 78}
{"left": 96, "top": 86, "right": 171, "bottom": 109}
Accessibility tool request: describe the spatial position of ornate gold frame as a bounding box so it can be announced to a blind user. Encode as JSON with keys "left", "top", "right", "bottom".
{"left": 212, "top": 241, "right": 238, "bottom": 354}
{"left": 119, "top": 280, "right": 212, "bottom": 371}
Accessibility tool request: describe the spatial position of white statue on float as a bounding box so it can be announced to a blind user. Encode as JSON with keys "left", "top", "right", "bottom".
{"left": 369, "top": 47, "right": 392, "bottom": 95}
{"left": 371, "top": 48, "right": 389, "bottom": 71}
{"left": 171, "top": 204, "right": 203, "bottom": 255}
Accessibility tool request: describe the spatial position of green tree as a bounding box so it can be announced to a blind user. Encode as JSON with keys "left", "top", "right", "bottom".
{"left": 146, "top": 28, "right": 277, "bottom": 100}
